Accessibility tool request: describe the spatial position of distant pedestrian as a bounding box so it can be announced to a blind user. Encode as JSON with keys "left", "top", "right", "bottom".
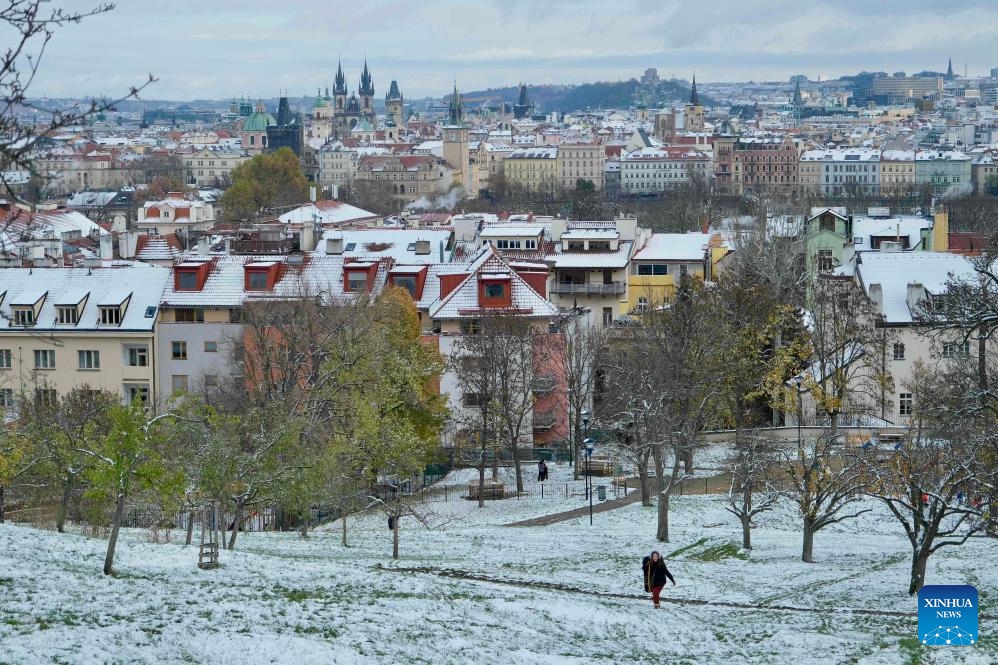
{"left": 921, "top": 492, "right": 929, "bottom": 505}
{"left": 642, "top": 551, "right": 676, "bottom": 609}
{"left": 957, "top": 491, "right": 964, "bottom": 505}
{"left": 537, "top": 459, "right": 549, "bottom": 482}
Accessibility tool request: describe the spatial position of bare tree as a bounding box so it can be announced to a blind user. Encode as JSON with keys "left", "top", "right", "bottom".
{"left": 724, "top": 431, "right": 781, "bottom": 550}
{"left": 863, "top": 362, "right": 998, "bottom": 594}
{"left": 805, "top": 275, "right": 895, "bottom": 434}
{"left": 1, "top": 1, "right": 154, "bottom": 199}
{"left": 556, "top": 313, "right": 608, "bottom": 480}
{"left": 783, "top": 426, "right": 870, "bottom": 563}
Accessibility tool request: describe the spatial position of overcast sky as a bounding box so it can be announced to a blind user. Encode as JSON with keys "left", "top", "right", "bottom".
{"left": 22, "top": 0, "right": 998, "bottom": 101}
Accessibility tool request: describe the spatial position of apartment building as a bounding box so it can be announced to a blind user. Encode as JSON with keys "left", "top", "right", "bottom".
{"left": 556, "top": 144, "right": 605, "bottom": 191}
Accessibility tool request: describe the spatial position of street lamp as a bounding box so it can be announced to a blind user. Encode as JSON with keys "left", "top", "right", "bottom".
{"left": 583, "top": 437, "right": 595, "bottom": 525}
{"left": 794, "top": 377, "right": 803, "bottom": 448}
{"left": 580, "top": 409, "right": 591, "bottom": 493}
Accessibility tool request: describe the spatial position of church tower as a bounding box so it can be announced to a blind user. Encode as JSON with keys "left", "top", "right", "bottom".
{"left": 333, "top": 59, "right": 347, "bottom": 113}
{"left": 442, "top": 81, "right": 470, "bottom": 192}
{"left": 514, "top": 83, "right": 532, "bottom": 119}
{"left": 386, "top": 79, "right": 404, "bottom": 132}
{"left": 685, "top": 73, "right": 705, "bottom": 133}
{"left": 359, "top": 59, "right": 375, "bottom": 118}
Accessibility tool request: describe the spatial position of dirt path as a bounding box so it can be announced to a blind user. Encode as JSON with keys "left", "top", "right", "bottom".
{"left": 377, "top": 564, "right": 996, "bottom": 621}
{"left": 503, "top": 489, "right": 645, "bottom": 527}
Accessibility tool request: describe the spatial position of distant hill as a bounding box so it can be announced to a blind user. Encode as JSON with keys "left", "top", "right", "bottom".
{"left": 449, "top": 79, "right": 717, "bottom": 114}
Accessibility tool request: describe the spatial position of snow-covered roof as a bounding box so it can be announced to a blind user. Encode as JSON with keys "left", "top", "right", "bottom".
{"left": 479, "top": 226, "right": 544, "bottom": 239}
{"left": 632, "top": 233, "right": 711, "bottom": 261}
{"left": 315, "top": 228, "right": 455, "bottom": 264}
{"left": 160, "top": 255, "right": 390, "bottom": 308}
{"left": 0, "top": 265, "right": 169, "bottom": 331}
{"left": 279, "top": 200, "right": 380, "bottom": 227}
{"left": 560, "top": 230, "right": 619, "bottom": 240}
{"left": 429, "top": 246, "right": 558, "bottom": 320}
{"left": 855, "top": 251, "right": 976, "bottom": 324}
{"left": 544, "top": 241, "right": 633, "bottom": 269}
{"left": 851, "top": 216, "right": 930, "bottom": 252}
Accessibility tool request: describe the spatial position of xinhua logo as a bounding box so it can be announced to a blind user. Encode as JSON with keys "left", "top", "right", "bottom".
{"left": 918, "top": 585, "right": 978, "bottom": 646}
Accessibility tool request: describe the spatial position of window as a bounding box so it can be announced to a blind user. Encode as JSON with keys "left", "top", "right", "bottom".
{"left": 460, "top": 319, "right": 481, "bottom": 335}
{"left": 125, "top": 384, "right": 149, "bottom": 404}
{"left": 174, "top": 308, "right": 205, "bottom": 323}
{"left": 34, "top": 388, "right": 57, "bottom": 407}
{"left": 0, "top": 388, "right": 13, "bottom": 408}
{"left": 127, "top": 346, "right": 148, "bottom": 367}
{"left": 177, "top": 271, "right": 198, "bottom": 290}
{"left": 392, "top": 276, "right": 417, "bottom": 297}
{"left": 0, "top": 349, "right": 10, "bottom": 369}
{"left": 204, "top": 374, "right": 218, "bottom": 388}
{"left": 228, "top": 308, "right": 243, "bottom": 323}
{"left": 636, "top": 264, "right": 668, "bottom": 276}
{"left": 171, "top": 341, "right": 188, "bottom": 360}
{"left": 462, "top": 392, "right": 485, "bottom": 407}
{"left": 100, "top": 307, "right": 122, "bottom": 326}
{"left": 484, "top": 283, "right": 506, "bottom": 298}
{"left": 204, "top": 340, "right": 218, "bottom": 353}
{"left": 34, "top": 349, "right": 55, "bottom": 369}
{"left": 346, "top": 271, "right": 368, "bottom": 292}
{"left": 247, "top": 271, "right": 269, "bottom": 290}
{"left": 636, "top": 297, "right": 649, "bottom": 312}
{"left": 171, "top": 375, "right": 188, "bottom": 394}
{"left": 78, "top": 350, "right": 100, "bottom": 370}
{"left": 899, "top": 393, "right": 913, "bottom": 416}
{"left": 12, "top": 308, "right": 34, "bottom": 326}
{"left": 602, "top": 307, "right": 613, "bottom": 326}
{"left": 816, "top": 249, "right": 834, "bottom": 271}
{"left": 893, "top": 343, "right": 905, "bottom": 360}
{"left": 57, "top": 306, "right": 79, "bottom": 325}
{"left": 942, "top": 341, "right": 970, "bottom": 358}
{"left": 853, "top": 237, "right": 862, "bottom": 245}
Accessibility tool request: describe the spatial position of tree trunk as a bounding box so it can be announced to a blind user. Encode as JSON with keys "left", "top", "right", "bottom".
{"left": 0, "top": 485, "right": 5, "bottom": 523}
{"left": 477, "top": 462, "right": 485, "bottom": 509}
{"left": 341, "top": 512, "right": 347, "bottom": 547}
{"left": 512, "top": 444, "right": 523, "bottom": 494}
{"left": 392, "top": 509, "right": 400, "bottom": 560}
{"left": 682, "top": 448, "right": 694, "bottom": 475}
{"left": 801, "top": 516, "right": 816, "bottom": 563}
{"left": 657, "top": 492, "right": 670, "bottom": 542}
{"left": 299, "top": 516, "right": 309, "bottom": 539}
{"left": 637, "top": 467, "right": 651, "bottom": 507}
{"left": 185, "top": 507, "right": 195, "bottom": 546}
{"left": 909, "top": 548, "right": 930, "bottom": 595}
{"left": 227, "top": 500, "right": 243, "bottom": 550}
{"left": 56, "top": 480, "right": 73, "bottom": 533}
{"left": 741, "top": 514, "right": 752, "bottom": 551}
{"left": 218, "top": 504, "right": 227, "bottom": 549}
{"left": 103, "top": 492, "right": 127, "bottom": 576}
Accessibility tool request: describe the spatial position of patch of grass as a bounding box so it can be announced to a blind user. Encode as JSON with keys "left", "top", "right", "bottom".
{"left": 294, "top": 624, "right": 339, "bottom": 639}
{"left": 668, "top": 537, "right": 708, "bottom": 559}
{"left": 695, "top": 542, "right": 750, "bottom": 562}
{"left": 0, "top": 577, "right": 13, "bottom": 588}
{"left": 896, "top": 637, "right": 922, "bottom": 665}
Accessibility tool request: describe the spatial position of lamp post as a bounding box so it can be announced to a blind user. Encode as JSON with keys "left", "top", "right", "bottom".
{"left": 794, "top": 377, "right": 803, "bottom": 448}
{"left": 581, "top": 409, "right": 591, "bottom": 498}
{"left": 583, "top": 437, "right": 595, "bottom": 525}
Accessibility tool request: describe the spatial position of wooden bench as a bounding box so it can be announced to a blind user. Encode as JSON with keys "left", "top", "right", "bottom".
{"left": 467, "top": 481, "right": 505, "bottom": 500}
{"left": 581, "top": 458, "right": 616, "bottom": 476}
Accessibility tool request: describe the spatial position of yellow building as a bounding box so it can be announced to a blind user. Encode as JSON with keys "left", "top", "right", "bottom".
{"left": 503, "top": 147, "right": 558, "bottom": 194}
{"left": 880, "top": 149, "right": 916, "bottom": 192}
{"left": 556, "top": 144, "right": 605, "bottom": 191}
{"left": 625, "top": 232, "right": 721, "bottom": 312}
{"left": 0, "top": 265, "right": 170, "bottom": 412}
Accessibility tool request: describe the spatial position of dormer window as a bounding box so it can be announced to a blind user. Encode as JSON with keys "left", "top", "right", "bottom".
{"left": 247, "top": 270, "right": 269, "bottom": 290}
{"left": 484, "top": 283, "right": 506, "bottom": 298}
{"left": 479, "top": 274, "right": 512, "bottom": 308}
{"left": 392, "top": 275, "right": 417, "bottom": 297}
{"left": 57, "top": 306, "right": 79, "bottom": 325}
{"left": 346, "top": 271, "right": 368, "bottom": 292}
{"left": 100, "top": 306, "right": 122, "bottom": 325}
{"left": 177, "top": 270, "right": 198, "bottom": 290}
{"left": 12, "top": 308, "right": 34, "bottom": 326}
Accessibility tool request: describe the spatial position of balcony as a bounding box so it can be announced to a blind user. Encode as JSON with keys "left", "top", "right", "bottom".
{"left": 550, "top": 282, "right": 625, "bottom": 295}
{"left": 532, "top": 410, "right": 556, "bottom": 430}
{"left": 532, "top": 375, "right": 556, "bottom": 395}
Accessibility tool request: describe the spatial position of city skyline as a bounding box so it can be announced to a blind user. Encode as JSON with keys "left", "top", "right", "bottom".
{"left": 23, "top": 0, "right": 998, "bottom": 101}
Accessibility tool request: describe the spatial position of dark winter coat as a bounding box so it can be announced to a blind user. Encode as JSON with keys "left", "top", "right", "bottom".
{"left": 642, "top": 556, "right": 675, "bottom": 591}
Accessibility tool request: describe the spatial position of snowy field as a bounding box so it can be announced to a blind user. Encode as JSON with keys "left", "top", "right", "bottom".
{"left": 1, "top": 461, "right": 995, "bottom": 665}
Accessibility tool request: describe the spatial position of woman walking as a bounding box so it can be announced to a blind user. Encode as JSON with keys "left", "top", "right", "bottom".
{"left": 642, "top": 551, "right": 676, "bottom": 608}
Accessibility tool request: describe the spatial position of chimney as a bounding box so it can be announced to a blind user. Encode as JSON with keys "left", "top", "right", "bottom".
{"left": 301, "top": 224, "right": 316, "bottom": 252}
{"left": 414, "top": 240, "right": 431, "bottom": 255}
{"left": 932, "top": 209, "right": 949, "bottom": 252}
{"left": 868, "top": 283, "right": 883, "bottom": 314}
{"left": 197, "top": 236, "right": 209, "bottom": 255}
{"left": 99, "top": 233, "right": 114, "bottom": 260}
{"left": 439, "top": 240, "right": 445, "bottom": 263}
{"left": 906, "top": 282, "right": 924, "bottom": 316}
{"left": 326, "top": 237, "right": 344, "bottom": 255}
{"left": 224, "top": 237, "right": 232, "bottom": 255}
